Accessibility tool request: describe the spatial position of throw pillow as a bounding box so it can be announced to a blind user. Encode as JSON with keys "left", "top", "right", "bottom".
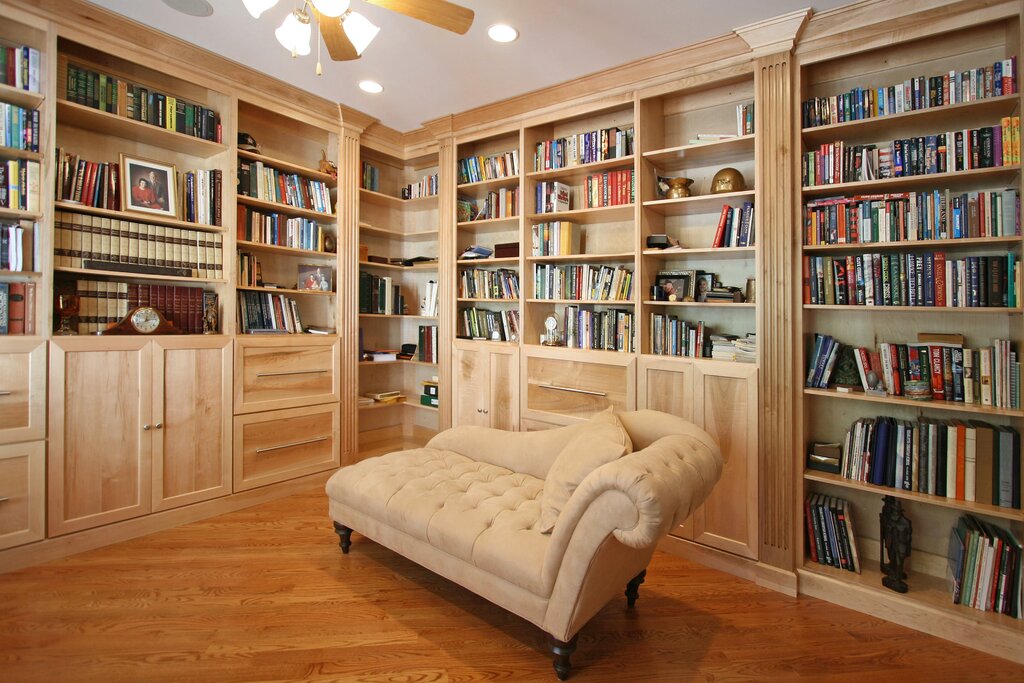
{"left": 537, "top": 432, "right": 627, "bottom": 533}
{"left": 589, "top": 406, "right": 634, "bottom": 454}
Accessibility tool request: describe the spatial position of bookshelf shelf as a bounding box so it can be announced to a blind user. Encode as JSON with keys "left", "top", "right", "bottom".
{"left": 800, "top": 94, "right": 1021, "bottom": 147}
{"left": 643, "top": 190, "right": 755, "bottom": 217}
{"left": 358, "top": 401, "right": 406, "bottom": 411}
{"left": 803, "top": 470, "right": 1024, "bottom": 522}
{"left": 457, "top": 297, "right": 520, "bottom": 303}
{"left": 804, "top": 304, "right": 1021, "bottom": 314}
{"left": 643, "top": 300, "right": 755, "bottom": 309}
{"left": 360, "top": 188, "right": 437, "bottom": 210}
{"left": 0, "top": 146, "right": 43, "bottom": 161}
{"left": 359, "top": 260, "right": 437, "bottom": 272}
{"left": 0, "top": 82, "right": 44, "bottom": 109}
{"left": 359, "top": 222, "right": 438, "bottom": 241}
{"left": 237, "top": 285, "right": 334, "bottom": 296}
{"left": 642, "top": 246, "right": 756, "bottom": 260}
{"left": 359, "top": 313, "right": 438, "bottom": 320}
{"left": 803, "top": 386, "right": 1024, "bottom": 417}
{"left": 643, "top": 135, "right": 756, "bottom": 171}
{"left": 527, "top": 204, "right": 634, "bottom": 223}
{"left": 802, "top": 236, "right": 1021, "bottom": 254}
{"left": 0, "top": 270, "right": 42, "bottom": 278}
{"left": 54, "top": 201, "right": 224, "bottom": 233}
{"left": 457, "top": 256, "right": 520, "bottom": 266}
{"left": 526, "top": 155, "right": 635, "bottom": 184}
{"left": 456, "top": 215, "right": 519, "bottom": 231}
{"left": 456, "top": 176, "right": 519, "bottom": 192}
{"left": 358, "top": 359, "right": 437, "bottom": 367}
{"left": 638, "top": 352, "right": 757, "bottom": 370}
{"left": 236, "top": 194, "right": 334, "bottom": 221}
{"left": 526, "top": 251, "right": 634, "bottom": 263}
{"left": 235, "top": 240, "right": 334, "bottom": 259}
{"left": 801, "top": 165, "right": 1021, "bottom": 198}
{"left": 56, "top": 99, "right": 227, "bottom": 157}
{"left": 54, "top": 266, "right": 226, "bottom": 284}
{"left": 527, "top": 298, "right": 634, "bottom": 305}
{"left": 237, "top": 149, "right": 337, "bottom": 186}
{"left": 0, "top": 207, "right": 42, "bottom": 221}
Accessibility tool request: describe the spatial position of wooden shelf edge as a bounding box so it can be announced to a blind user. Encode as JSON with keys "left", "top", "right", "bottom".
{"left": 55, "top": 201, "right": 225, "bottom": 233}
{"left": 803, "top": 387, "right": 1024, "bottom": 416}
{"left": 237, "top": 194, "right": 335, "bottom": 220}
{"left": 236, "top": 240, "right": 335, "bottom": 258}
{"left": 803, "top": 236, "right": 1022, "bottom": 253}
{"left": 237, "top": 149, "right": 337, "bottom": 185}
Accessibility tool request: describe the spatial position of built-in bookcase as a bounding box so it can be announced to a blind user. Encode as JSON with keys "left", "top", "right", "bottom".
{"left": 357, "top": 146, "right": 440, "bottom": 456}
{"left": 796, "top": 15, "right": 1024, "bottom": 655}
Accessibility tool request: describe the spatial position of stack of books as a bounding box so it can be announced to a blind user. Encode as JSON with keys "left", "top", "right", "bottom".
{"left": 948, "top": 514, "right": 1022, "bottom": 618}
{"left": 805, "top": 494, "right": 861, "bottom": 573}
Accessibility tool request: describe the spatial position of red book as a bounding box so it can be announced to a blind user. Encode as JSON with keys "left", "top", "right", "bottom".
{"left": 888, "top": 343, "right": 902, "bottom": 395}
{"left": 712, "top": 205, "right": 730, "bottom": 248}
{"left": 928, "top": 345, "right": 946, "bottom": 400}
{"left": 934, "top": 252, "right": 947, "bottom": 306}
{"left": 802, "top": 255, "right": 811, "bottom": 304}
{"left": 7, "top": 282, "right": 25, "bottom": 335}
{"left": 845, "top": 255, "right": 856, "bottom": 303}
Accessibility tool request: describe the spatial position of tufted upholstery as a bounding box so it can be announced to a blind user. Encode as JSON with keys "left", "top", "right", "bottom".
{"left": 326, "top": 409, "right": 723, "bottom": 649}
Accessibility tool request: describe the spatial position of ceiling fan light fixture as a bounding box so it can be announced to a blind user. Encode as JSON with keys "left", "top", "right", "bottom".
{"left": 310, "top": 0, "right": 349, "bottom": 18}
{"left": 487, "top": 23, "right": 518, "bottom": 43}
{"left": 242, "top": 0, "right": 278, "bottom": 19}
{"left": 275, "top": 9, "right": 312, "bottom": 56}
{"left": 342, "top": 10, "right": 380, "bottom": 56}
{"left": 359, "top": 80, "right": 383, "bottom": 94}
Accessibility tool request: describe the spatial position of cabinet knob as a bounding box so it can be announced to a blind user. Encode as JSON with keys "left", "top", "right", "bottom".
{"left": 483, "top": 409, "right": 488, "bottom": 414}
{"left": 143, "top": 424, "right": 151, "bottom": 431}
{"left": 476, "top": 408, "right": 482, "bottom": 413}
{"left": 155, "top": 423, "right": 163, "bottom": 429}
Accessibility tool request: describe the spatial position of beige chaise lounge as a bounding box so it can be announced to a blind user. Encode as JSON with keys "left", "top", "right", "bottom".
{"left": 325, "top": 409, "right": 722, "bottom": 679}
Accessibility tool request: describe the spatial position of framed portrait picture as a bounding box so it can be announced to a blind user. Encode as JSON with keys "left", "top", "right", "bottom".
{"left": 298, "top": 264, "right": 333, "bottom": 292}
{"left": 655, "top": 270, "right": 694, "bottom": 302}
{"left": 121, "top": 154, "right": 177, "bottom": 218}
{"left": 695, "top": 272, "right": 714, "bottom": 302}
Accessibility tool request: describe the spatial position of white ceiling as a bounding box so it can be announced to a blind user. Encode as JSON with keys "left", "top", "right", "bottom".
{"left": 83, "top": 0, "right": 854, "bottom": 132}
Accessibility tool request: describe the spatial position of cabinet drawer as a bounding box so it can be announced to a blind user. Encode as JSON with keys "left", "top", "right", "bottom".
{"left": 0, "top": 339, "right": 46, "bottom": 445}
{"left": 523, "top": 349, "right": 635, "bottom": 424}
{"left": 234, "top": 337, "right": 340, "bottom": 413}
{"left": 233, "top": 404, "right": 340, "bottom": 491}
{"left": 0, "top": 441, "right": 45, "bottom": 550}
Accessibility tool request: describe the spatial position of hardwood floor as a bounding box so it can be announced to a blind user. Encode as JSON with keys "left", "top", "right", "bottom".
{"left": 1, "top": 486, "right": 1021, "bottom": 682}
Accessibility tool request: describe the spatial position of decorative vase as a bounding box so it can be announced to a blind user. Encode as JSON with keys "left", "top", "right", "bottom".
{"left": 666, "top": 177, "right": 693, "bottom": 198}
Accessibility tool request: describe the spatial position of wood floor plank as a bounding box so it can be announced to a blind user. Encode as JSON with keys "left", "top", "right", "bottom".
{"left": 0, "top": 485, "right": 1021, "bottom": 682}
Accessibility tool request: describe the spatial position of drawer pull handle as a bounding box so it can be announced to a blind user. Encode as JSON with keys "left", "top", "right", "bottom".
{"left": 538, "top": 383, "right": 607, "bottom": 397}
{"left": 256, "top": 436, "right": 328, "bottom": 454}
{"left": 0, "top": 391, "right": 11, "bottom": 396}
{"left": 256, "top": 369, "right": 329, "bottom": 378}
{"left": 0, "top": 497, "right": 8, "bottom": 503}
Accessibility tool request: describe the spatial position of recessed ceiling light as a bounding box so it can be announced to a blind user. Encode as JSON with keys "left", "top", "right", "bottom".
{"left": 487, "top": 23, "right": 518, "bottom": 43}
{"left": 359, "top": 80, "right": 383, "bottom": 94}
{"left": 162, "top": 0, "right": 213, "bottom": 17}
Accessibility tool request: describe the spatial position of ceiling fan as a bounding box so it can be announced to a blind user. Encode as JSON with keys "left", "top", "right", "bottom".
{"left": 244, "top": 0, "right": 475, "bottom": 62}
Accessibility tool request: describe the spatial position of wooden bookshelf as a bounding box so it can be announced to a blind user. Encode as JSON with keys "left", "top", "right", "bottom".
{"left": 0, "top": 81, "right": 44, "bottom": 109}
{"left": 236, "top": 194, "right": 334, "bottom": 221}
{"left": 237, "top": 148, "right": 337, "bottom": 186}
{"left": 54, "top": 201, "right": 224, "bottom": 233}
{"left": 643, "top": 135, "right": 755, "bottom": 171}
{"left": 802, "top": 165, "right": 1021, "bottom": 198}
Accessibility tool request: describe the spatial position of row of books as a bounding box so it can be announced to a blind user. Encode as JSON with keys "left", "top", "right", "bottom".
{"left": 236, "top": 206, "right": 329, "bottom": 252}
{"left": 0, "top": 220, "right": 34, "bottom": 272}
{"left": 561, "top": 306, "right": 635, "bottom": 352}
{"left": 532, "top": 264, "right": 633, "bottom": 301}
{"left": 1, "top": 102, "right": 39, "bottom": 151}
{"left": 237, "top": 160, "right": 333, "bottom": 214}
{"left": 535, "top": 181, "right": 570, "bottom": 214}
{"left": 238, "top": 290, "right": 302, "bottom": 334}
{"left": 459, "top": 267, "right": 520, "bottom": 300}
{"left": 804, "top": 494, "right": 860, "bottom": 573}
{"left": 361, "top": 162, "right": 379, "bottom": 192}
{"left": 948, "top": 515, "right": 1022, "bottom": 618}
{"left": 456, "top": 187, "right": 518, "bottom": 222}
{"left": 532, "top": 126, "right": 635, "bottom": 171}
{"left": 531, "top": 221, "right": 580, "bottom": 257}
{"left": 736, "top": 102, "right": 754, "bottom": 136}
{"left": 456, "top": 150, "right": 519, "bottom": 185}
{"left": 1, "top": 45, "right": 40, "bottom": 93}
{"left": 458, "top": 307, "right": 519, "bottom": 342}
{"left": 358, "top": 271, "right": 405, "bottom": 315}
{"left": 418, "top": 325, "right": 438, "bottom": 363}
{"left": 583, "top": 170, "right": 634, "bottom": 209}
{"left": 0, "top": 282, "right": 35, "bottom": 335}
{"left": 808, "top": 332, "right": 1019, "bottom": 408}
{"left": 801, "top": 57, "right": 1018, "bottom": 128}
{"left": 649, "top": 316, "right": 711, "bottom": 358}
{"left": 401, "top": 173, "right": 438, "bottom": 200}
{"left": 180, "top": 168, "right": 223, "bottom": 226}
{"left": 802, "top": 119, "right": 1021, "bottom": 188}
{"left": 65, "top": 64, "right": 221, "bottom": 142}
{"left": 712, "top": 202, "right": 756, "bottom": 248}
{"left": 54, "top": 210, "right": 224, "bottom": 279}
{"left": 803, "top": 188, "right": 1021, "bottom": 245}
{"left": 802, "top": 252, "right": 1019, "bottom": 308}
{"left": 69, "top": 280, "right": 215, "bottom": 335}
{"left": 420, "top": 279, "right": 439, "bottom": 317}
{"left": 0, "top": 158, "right": 40, "bottom": 212}
{"left": 834, "top": 416, "right": 1020, "bottom": 508}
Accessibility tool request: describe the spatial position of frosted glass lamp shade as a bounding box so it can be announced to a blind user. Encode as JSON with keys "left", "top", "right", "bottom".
{"left": 343, "top": 11, "right": 380, "bottom": 55}
{"left": 311, "top": 0, "right": 350, "bottom": 18}
{"left": 276, "top": 10, "right": 312, "bottom": 56}
{"left": 242, "top": 0, "right": 278, "bottom": 19}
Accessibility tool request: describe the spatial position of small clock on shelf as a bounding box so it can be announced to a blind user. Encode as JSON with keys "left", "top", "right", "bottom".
{"left": 542, "top": 315, "right": 562, "bottom": 346}
{"left": 100, "top": 306, "right": 182, "bottom": 335}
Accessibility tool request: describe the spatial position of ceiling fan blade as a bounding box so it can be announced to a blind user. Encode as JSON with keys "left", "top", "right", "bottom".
{"left": 364, "top": 0, "right": 474, "bottom": 34}
{"left": 316, "top": 10, "right": 360, "bottom": 61}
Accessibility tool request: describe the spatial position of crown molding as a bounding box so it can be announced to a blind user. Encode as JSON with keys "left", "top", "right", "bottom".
{"left": 734, "top": 8, "right": 811, "bottom": 54}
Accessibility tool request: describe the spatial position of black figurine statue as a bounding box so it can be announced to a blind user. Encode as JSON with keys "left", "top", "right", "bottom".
{"left": 879, "top": 495, "right": 911, "bottom": 593}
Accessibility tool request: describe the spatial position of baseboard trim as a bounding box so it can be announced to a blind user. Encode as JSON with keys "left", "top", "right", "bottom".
{"left": 657, "top": 535, "right": 758, "bottom": 582}
{"left": 0, "top": 471, "right": 333, "bottom": 574}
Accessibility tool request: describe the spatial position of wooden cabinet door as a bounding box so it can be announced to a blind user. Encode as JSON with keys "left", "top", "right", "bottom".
{"left": 689, "top": 362, "right": 759, "bottom": 559}
{"left": 487, "top": 346, "right": 519, "bottom": 431}
{"left": 48, "top": 338, "right": 152, "bottom": 536}
{"left": 0, "top": 440, "right": 45, "bottom": 550}
{"left": 637, "top": 356, "right": 696, "bottom": 422}
{"left": 453, "top": 342, "right": 489, "bottom": 427}
{"left": 0, "top": 339, "right": 46, "bottom": 445}
{"left": 152, "top": 337, "right": 232, "bottom": 511}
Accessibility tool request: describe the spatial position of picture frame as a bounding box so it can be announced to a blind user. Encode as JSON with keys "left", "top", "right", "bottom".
{"left": 695, "top": 272, "right": 714, "bottom": 302}
{"left": 298, "top": 263, "right": 333, "bottom": 292}
{"left": 655, "top": 270, "right": 694, "bottom": 302}
{"left": 121, "top": 154, "right": 178, "bottom": 218}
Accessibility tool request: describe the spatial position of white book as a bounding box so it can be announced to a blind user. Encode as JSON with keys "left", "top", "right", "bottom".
{"left": 964, "top": 423, "right": 977, "bottom": 503}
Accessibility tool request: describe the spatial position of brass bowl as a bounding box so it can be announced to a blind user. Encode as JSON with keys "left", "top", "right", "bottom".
{"left": 665, "top": 177, "right": 693, "bottom": 199}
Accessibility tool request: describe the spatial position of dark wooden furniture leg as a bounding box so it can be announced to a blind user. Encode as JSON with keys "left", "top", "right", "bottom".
{"left": 333, "top": 522, "right": 352, "bottom": 554}
{"left": 625, "top": 569, "right": 647, "bottom": 608}
{"left": 550, "top": 634, "right": 578, "bottom": 680}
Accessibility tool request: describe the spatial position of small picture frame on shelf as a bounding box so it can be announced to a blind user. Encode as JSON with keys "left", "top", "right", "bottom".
{"left": 655, "top": 271, "right": 694, "bottom": 302}
{"left": 298, "top": 264, "right": 333, "bottom": 292}
{"left": 121, "top": 154, "right": 177, "bottom": 218}
{"left": 695, "top": 273, "right": 714, "bottom": 302}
